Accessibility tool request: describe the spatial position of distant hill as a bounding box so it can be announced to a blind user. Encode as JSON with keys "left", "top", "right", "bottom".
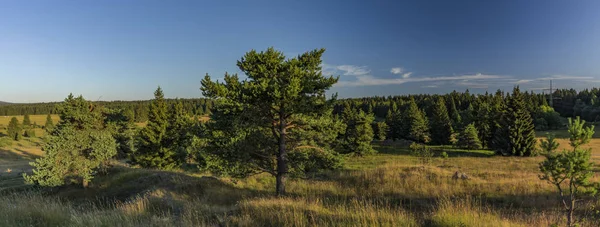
{"left": 0, "top": 101, "right": 11, "bottom": 106}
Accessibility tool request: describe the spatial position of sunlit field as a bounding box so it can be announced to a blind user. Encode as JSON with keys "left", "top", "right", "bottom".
{"left": 1, "top": 132, "right": 599, "bottom": 226}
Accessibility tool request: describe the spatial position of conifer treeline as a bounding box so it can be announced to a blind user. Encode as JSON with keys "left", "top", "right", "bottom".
{"left": 0, "top": 99, "right": 214, "bottom": 122}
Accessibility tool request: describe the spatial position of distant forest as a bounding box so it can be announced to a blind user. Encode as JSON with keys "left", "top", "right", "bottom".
{"left": 0, "top": 98, "right": 214, "bottom": 122}
{"left": 3, "top": 88, "right": 600, "bottom": 124}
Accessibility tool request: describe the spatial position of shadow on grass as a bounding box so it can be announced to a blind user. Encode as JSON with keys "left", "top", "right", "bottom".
{"left": 0, "top": 148, "right": 42, "bottom": 160}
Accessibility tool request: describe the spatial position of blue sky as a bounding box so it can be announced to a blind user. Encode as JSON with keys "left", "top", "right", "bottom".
{"left": 2, "top": 0, "right": 600, "bottom": 102}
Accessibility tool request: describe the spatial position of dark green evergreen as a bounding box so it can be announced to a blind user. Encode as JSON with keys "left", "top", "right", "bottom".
{"left": 340, "top": 106, "right": 375, "bottom": 155}
{"left": 201, "top": 47, "right": 341, "bottom": 195}
{"left": 373, "top": 121, "right": 388, "bottom": 141}
{"left": 448, "top": 97, "right": 462, "bottom": 129}
{"left": 385, "top": 102, "right": 402, "bottom": 140}
{"left": 22, "top": 114, "right": 31, "bottom": 128}
{"left": 457, "top": 123, "right": 482, "bottom": 150}
{"left": 7, "top": 117, "right": 21, "bottom": 141}
{"left": 430, "top": 97, "right": 453, "bottom": 145}
{"left": 493, "top": 86, "right": 537, "bottom": 156}
{"left": 44, "top": 114, "right": 54, "bottom": 131}
{"left": 401, "top": 98, "right": 430, "bottom": 143}
{"left": 130, "top": 87, "right": 177, "bottom": 169}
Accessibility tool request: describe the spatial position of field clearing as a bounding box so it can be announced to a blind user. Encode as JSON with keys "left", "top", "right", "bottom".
{"left": 0, "top": 114, "right": 60, "bottom": 127}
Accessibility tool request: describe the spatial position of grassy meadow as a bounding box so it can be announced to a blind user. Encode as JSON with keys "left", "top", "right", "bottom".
{"left": 0, "top": 115, "right": 599, "bottom": 226}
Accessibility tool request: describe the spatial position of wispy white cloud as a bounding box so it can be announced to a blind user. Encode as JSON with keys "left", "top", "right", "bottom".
{"left": 401, "top": 72, "right": 412, "bottom": 79}
{"left": 390, "top": 67, "right": 403, "bottom": 74}
{"left": 536, "top": 75, "right": 594, "bottom": 81}
{"left": 336, "top": 73, "right": 506, "bottom": 87}
{"left": 322, "top": 64, "right": 370, "bottom": 76}
{"left": 515, "top": 79, "right": 534, "bottom": 84}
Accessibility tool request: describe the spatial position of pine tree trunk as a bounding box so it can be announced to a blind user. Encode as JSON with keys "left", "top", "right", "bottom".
{"left": 276, "top": 115, "right": 288, "bottom": 196}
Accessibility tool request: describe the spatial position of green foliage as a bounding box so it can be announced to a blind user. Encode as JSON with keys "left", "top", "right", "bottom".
{"left": 201, "top": 47, "right": 340, "bottom": 195}
{"left": 402, "top": 98, "right": 430, "bottom": 143}
{"left": 539, "top": 117, "right": 597, "bottom": 227}
{"left": 372, "top": 121, "right": 388, "bottom": 141}
{"left": 23, "top": 129, "right": 36, "bottom": 138}
{"left": 539, "top": 133, "right": 559, "bottom": 155}
{"left": 492, "top": 86, "right": 537, "bottom": 156}
{"left": 409, "top": 142, "right": 434, "bottom": 165}
{"left": 44, "top": 114, "right": 54, "bottom": 131}
{"left": 7, "top": 117, "right": 21, "bottom": 141}
{"left": 130, "top": 87, "right": 180, "bottom": 170}
{"left": 473, "top": 100, "right": 492, "bottom": 148}
{"left": 430, "top": 97, "right": 453, "bottom": 145}
{"left": 163, "top": 100, "right": 195, "bottom": 165}
{"left": 457, "top": 123, "right": 482, "bottom": 150}
{"left": 567, "top": 116, "right": 594, "bottom": 149}
{"left": 22, "top": 114, "right": 31, "bottom": 127}
{"left": 385, "top": 102, "right": 402, "bottom": 141}
{"left": 56, "top": 94, "right": 104, "bottom": 130}
{"left": 339, "top": 106, "right": 375, "bottom": 155}
{"left": 448, "top": 97, "right": 462, "bottom": 130}
{"left": 24, "top": 95, "right": 118, "bottom": 187}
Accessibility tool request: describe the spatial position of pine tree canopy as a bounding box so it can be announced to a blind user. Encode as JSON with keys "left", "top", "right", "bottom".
{"left": 201, "top": 47, "right": 342, "bottom": 195}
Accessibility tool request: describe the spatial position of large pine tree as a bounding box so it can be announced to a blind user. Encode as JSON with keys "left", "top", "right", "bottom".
{"left": 430, "top": 97, "right": 453, "bottom": 145}
{"left": 493, "top": 86, "right": 537, "bottom": 156}
{"left": 131, "top": 87, "right": 178, "bottom": 169}
{"left": 201, "top": 48, "right": 342, "bottom": 195}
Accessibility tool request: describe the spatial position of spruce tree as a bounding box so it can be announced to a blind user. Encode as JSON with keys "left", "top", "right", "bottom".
{"left": 430, "top": 97, "right": 453, "bottom": 145}
{"left": 130, "top": 87, "right": 175, "bottom": 169}
{"left": 22, "top": 114, "right": 31, "bottom": 128}
{"left": 44, "top": 114, "right": 54, "bottom": 131}
{"left": 340, "top": 106, "right": 375, "bottom": 155}
{"left": 385, "top": 102, "right": 402, "bottom": 140}
{"left": 7, "top": 117, "right": 21, "bottom": 141}
{"left": 457, "top": 123, "right": 482, "bottom": 150}
{"left": 373, "top": 121, "right": 388, "bottom": 141}
{"left": 493, "top": 86, "right": 537, "bottom": 156}
{"left": 402, "top": 98, "right": 430, "bottom": 143}
{"left": 474, "top": 101, "right": 492, "bottom": 148}
{"left": 448, "top": 97, "right": 462, "bottom": 130}
{"left": 163, "top": 99, "right": 193, "bottom": 166}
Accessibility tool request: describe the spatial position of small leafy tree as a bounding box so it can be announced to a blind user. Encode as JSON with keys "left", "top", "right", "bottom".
{"left": 7, "top": 117, "right": 21, "bottom": 141}
{"left": 457, "top": 123, "right": 482, "bottom": 150}
{"left": 24, "top": 94, "right": 117, "bottom": 187}
{"left": 539, "top": 117, "right": 597, "bottom": 227}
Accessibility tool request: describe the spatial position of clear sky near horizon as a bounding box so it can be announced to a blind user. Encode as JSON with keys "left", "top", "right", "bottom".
{"left": 2, "top": 0, "right": 600, "bottom": 103}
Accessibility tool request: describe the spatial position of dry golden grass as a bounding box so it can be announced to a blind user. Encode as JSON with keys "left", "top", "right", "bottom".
{"left": 0, "top": 132, "right": 599, "bottom": 226}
